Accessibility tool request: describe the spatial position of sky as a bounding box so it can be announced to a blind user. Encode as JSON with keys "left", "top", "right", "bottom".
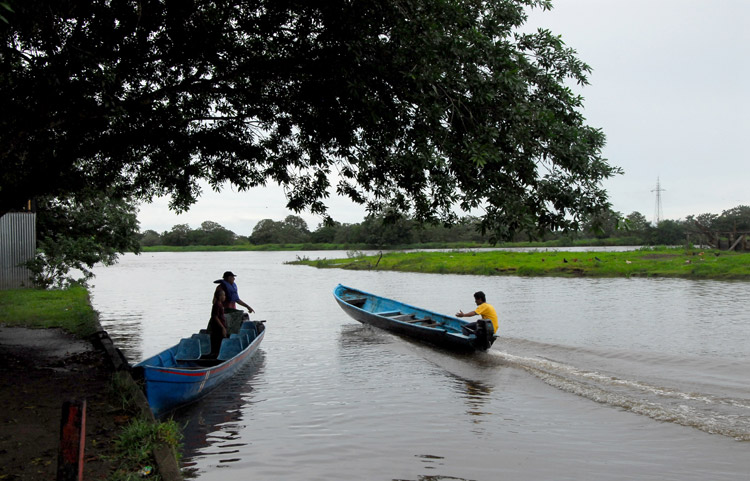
{"left": 137, "top": 0, "right": 750, "bottom": 236}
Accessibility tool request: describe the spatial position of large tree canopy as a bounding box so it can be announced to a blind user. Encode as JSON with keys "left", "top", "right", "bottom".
{"left": 1, "top": 0, "right": 620, "bottom": 240}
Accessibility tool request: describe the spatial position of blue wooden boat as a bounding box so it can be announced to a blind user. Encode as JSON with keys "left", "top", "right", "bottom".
{"left": 132, "top": 315, "right": 265, "bottom": 417}
{"left": 333, "top": 284, "right": 496, "bottom": 353}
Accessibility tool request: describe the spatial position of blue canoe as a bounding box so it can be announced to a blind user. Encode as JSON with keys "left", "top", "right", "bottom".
{"left": 333, "top": 284, "right": 496, "bottom": 353}
{"left": 132, "top": 315, "right": 265, "bottom": 417}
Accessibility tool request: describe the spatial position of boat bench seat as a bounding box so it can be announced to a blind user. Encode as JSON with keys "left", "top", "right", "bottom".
{"left": 395, "top": 315, "right": 435, "bottom": 325}
{"left": 413, "top": 320, "right": 439, "bottom": 328}
{"left": 346, "top": 298, "right": 367, "bottom": 307}
{"left": 218, "top": 337, "right": 243, "bottom": 361}
{"left": 239, "top": 321, "right": 258, "bottom": 348}
{"left": 176, "top": 338, "right": 203, "bottom": 361}
{"left": 191, "top": 333, "right": 210, "bottom": 356}
{"left": 239, "top": 330, "right": 256, "bottom": 346}
{"left": 240, "top": 321, "right": 257, "bottom": 337}
{"left": 234, "top": 332, "right": 253, "bottom": 349}
{"left": 376, "top": 311, "right": 401, "bottom": 317}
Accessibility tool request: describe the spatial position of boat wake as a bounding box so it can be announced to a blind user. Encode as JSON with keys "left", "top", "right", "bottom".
{"left": 487, "top": 340, "right": 750, "bottom": 441}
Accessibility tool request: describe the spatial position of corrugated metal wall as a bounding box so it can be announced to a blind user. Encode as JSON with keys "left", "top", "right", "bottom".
{"left": 0, "top": 212, "right": 36, "bottom": 289}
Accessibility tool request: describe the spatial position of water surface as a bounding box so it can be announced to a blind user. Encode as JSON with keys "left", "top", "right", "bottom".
{"left": 91, "top": 251, "right": 750, "bottom": 480}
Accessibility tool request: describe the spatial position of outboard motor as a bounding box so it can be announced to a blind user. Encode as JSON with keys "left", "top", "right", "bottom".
{"left": 474, "top": 319, "right": 495, "bottom": 351}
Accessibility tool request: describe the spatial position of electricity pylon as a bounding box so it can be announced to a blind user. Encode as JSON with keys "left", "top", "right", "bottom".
{"left": 651, "top": 177, "right": 665, "bottom": 225}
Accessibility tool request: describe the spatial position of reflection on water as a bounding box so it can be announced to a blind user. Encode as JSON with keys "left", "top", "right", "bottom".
{"left": 90, "top": 252, "right": 750, "bottom": 481}
{"left": 454, "top": 377, "right": 492, "bottom": 420}
{"left": 393, "top": 470, "right": 482, "bottom": 481}
{"left": 174, "top": 351, "right": 266, "bottom": 474}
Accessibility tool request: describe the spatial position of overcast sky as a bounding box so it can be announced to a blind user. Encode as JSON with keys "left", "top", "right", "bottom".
{"left": 137, "top": 0, "right": 749, "bottom": 235}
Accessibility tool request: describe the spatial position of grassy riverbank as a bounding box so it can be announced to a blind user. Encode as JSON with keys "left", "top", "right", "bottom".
{"left": 0, "top": 288, "right": 182, "bottom": 480}
{"left": 0, "top": 287, "right": 99, "bottom": 337}
{"left": 291, "top": 247, "right": 750, "bottom": 280}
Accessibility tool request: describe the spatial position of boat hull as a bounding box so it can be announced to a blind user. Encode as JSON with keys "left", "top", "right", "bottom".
{"left": 133, "top": 320, "right": 265, "bottom": 417}
{"left": 333, "top": 284, "right": 495, "bottom": 353}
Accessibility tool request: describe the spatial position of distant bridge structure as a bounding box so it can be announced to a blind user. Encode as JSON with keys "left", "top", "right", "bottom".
{"left": 690, "top": 221, "right": 749, "bottom": 251}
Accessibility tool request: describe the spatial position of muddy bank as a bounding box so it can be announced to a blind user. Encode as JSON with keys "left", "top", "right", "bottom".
{"left": 0, "top": 327, "right": 181, "bottom": 480}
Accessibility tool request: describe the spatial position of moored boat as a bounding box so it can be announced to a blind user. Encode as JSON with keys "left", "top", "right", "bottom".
{"left": 333, "top": 284, "right": 495, "bottom": 353}
{"left": 132, "top": 311, "right": 265, "bottom": 417}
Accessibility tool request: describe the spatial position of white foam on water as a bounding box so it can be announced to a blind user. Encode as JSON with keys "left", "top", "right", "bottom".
{"left": 487, "top": 349, "right": 750, "bottom": 441}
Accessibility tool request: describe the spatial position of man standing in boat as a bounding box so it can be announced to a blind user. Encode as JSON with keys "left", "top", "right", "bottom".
{"left": 456, "top": 291, "right": 498, "bottom": 335}
{"left": 214, "top": 271, "right": 255, "bottom": 313}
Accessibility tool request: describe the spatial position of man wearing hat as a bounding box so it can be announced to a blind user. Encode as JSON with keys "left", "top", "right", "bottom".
{"left": 214, "top": 271, "right": 255, "bottom": 312}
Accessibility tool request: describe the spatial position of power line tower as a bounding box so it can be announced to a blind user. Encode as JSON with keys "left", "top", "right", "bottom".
{"left": 651, "top": 177, "right": 665, "bottom": 225}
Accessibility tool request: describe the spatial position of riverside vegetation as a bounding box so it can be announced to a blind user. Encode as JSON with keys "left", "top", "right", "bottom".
{"left": 290, "top": 247, "right": 750, "bottom": 280}
{"left": 0, "top": 288, "right": 182, "bottom": 481}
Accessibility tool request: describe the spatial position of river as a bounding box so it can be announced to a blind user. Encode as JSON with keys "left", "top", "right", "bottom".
{"left": 90, "top": 251, "right": 750, "bottom": 480}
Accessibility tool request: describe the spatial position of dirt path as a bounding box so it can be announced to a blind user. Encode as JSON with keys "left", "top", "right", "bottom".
{"left": 0, "top": 327, "right": 125, "bottom": 480}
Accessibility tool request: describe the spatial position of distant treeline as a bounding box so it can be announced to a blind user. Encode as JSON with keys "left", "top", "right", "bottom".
{"left": 139, "top": 205, "right": 750, "bottom": 248}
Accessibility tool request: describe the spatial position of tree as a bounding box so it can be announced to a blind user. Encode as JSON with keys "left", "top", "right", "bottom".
{"left": 360, "top": 213, "right": 415, "bottom": 246}
{"left": 333, "top": 223, "right": 365, "bottom": 245}
{"left": 625, "top": 212, "right": 650, "bottom": 234}
{"left": 691, "top": 212, "right": 718, "bottom": 230}
{"left": 26, "top": 190, "right": 141, "bottom": 288}
{"left": 445, "top": 216, "right": 486, "bottom": 243}
{"left": 715, "top": 205, "right": 750, "bottom": 232}
{"left": 250, "top": 219, "right": 284, "bottom": 245}
{"left": 280, "top": 215, "right": 311, "bottom": 243}
{"left": 651, "top": 219, "right": 686, "bottom": 246}
{"left": 0, "top": 2, "right": 12, "bottom": 24}
{"left": 161, "top": 224, "right": 192, "bottom": 246}
{"left": 235, "top": 234, "right": 251, "bottom": 245}
{"left": 581, "top": 207, "right": 622, "bottom": 239}
{"left": 140, "top": 229, "right": 162, "bottom": 247}
{"left": 198, "top": 220, "right": 236, "bottom": 245}
{"left": 684, "top": 212, "right": 718, "bottom": 245}
{"left": 1, "top": 0, "right": 620, "bottom": 241}
{"left": 310, "top": 221, "right": 341, "bottom": 244}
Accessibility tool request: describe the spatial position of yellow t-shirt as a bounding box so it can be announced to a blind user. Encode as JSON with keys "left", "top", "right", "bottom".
{"left": 475, "top": 303, "right": 498, "bottom": 333}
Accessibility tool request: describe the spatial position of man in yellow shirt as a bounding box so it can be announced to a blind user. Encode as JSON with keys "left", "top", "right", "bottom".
{"left": 456, "top": 291, "right": 498, "bottom": 334}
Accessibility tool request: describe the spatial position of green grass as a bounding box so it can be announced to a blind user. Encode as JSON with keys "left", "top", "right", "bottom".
{"left": 0, "top": 287, "right": 99, "bottom": 337}
{"left": 291, "top": 247, "right": 750, "bottom": 280}
{"left": 109, "top": 417, "right": 183, "bottom": 481}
